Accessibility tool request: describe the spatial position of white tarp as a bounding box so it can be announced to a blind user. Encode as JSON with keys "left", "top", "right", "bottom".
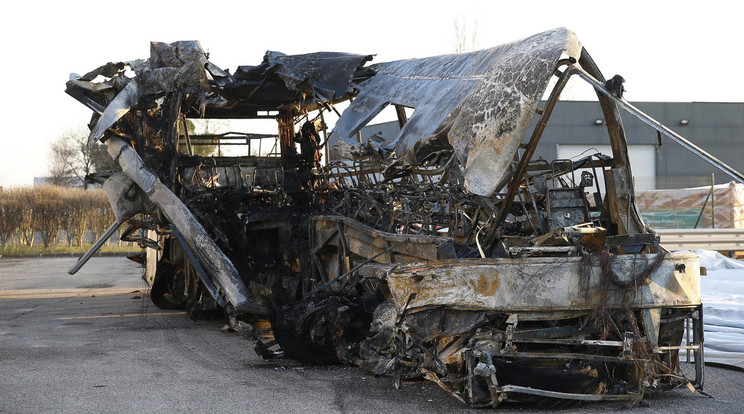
{"left": 683, "top": 249, "right": 744, "bottom": 369}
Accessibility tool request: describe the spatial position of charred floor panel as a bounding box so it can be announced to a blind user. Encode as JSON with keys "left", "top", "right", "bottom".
{"left": 63, "top": 28, "right": 729, "bottom": 406}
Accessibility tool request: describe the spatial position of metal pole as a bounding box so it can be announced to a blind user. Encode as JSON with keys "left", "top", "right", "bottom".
{"left": 686, "top": 317, "right": 691, "bottom": 362}
{"left": 693, "top": 189, "right": 712, "bottom": 229}
{"left": 711, "top": 173, "right": 716, "bottom": 229}
{"left": 320, "top": 109, "right": 329, "bottom": 166}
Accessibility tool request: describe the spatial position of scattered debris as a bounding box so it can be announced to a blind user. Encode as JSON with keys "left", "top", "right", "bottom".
{"left": 66, "top": 28, "right": 729, "bottom": 406}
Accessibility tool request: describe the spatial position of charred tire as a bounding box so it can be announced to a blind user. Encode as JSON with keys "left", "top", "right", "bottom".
{"left": 150, "top": 260, "right": 188, "bottom": 310}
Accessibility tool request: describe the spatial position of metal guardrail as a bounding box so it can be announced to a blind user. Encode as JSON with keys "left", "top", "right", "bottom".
{"left": 656, "top": 228, "right": 744, "bottom": 252}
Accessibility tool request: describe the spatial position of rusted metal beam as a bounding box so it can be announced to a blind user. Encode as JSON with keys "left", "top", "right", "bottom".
{"left": 394, "top": 104, "right": 408, "bottom": 129}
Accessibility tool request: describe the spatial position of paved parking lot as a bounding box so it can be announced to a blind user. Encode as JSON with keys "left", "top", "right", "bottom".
{"left": 1, "top": 256, "right": 742, "bottom": 413}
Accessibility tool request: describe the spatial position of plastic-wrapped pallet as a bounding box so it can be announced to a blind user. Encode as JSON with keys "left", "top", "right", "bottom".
{"left": 636, "top": 181, "right": 744, "bottom": 229}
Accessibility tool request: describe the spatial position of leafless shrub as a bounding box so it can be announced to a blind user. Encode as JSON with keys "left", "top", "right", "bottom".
{"left": 0, "top": 189, "right": 24, "bottom": 248}
{"left": 31, "top": 186, "right": 65, "bottom": 247}
{"left": 61, "top": 188, "right": 90, "bottom": 246}
{"left": 0, "top": 186, "right": 114, "bottom": 248}
{"left": 15, "top": 188, "right": 37, "bottom": 246}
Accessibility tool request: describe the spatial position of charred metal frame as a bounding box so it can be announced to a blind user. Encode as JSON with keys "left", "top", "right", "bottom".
{"left": 63, "top": 29, "right": 725, "bottom": 407}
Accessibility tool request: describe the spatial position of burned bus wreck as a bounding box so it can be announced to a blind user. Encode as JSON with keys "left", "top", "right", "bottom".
{"left": 66, "top": 28, "right": 735, "bottom": 406}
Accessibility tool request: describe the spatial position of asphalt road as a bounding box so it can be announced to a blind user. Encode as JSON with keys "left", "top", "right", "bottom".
{"left": 1, "top": 256, "right": 743, "bottom": 413}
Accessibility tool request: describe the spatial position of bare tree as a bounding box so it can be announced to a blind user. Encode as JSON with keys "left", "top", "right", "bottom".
{"left": 453, "top": 17, "right": 479, "bottom": 53}
{"left": 48, "top": 135, "right": 78, "bottom": 186}
{"left": 48, "top": 126, "right": 114, "bottom": 188}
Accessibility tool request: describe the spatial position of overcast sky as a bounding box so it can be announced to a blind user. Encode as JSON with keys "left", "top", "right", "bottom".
{"left": 0, "top": 0, "right": 741, "bottom": 188}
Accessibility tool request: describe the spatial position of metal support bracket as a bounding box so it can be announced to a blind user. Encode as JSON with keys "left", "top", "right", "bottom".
{"left": 68, "top": 221, "right": 123, "bottom": 275}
